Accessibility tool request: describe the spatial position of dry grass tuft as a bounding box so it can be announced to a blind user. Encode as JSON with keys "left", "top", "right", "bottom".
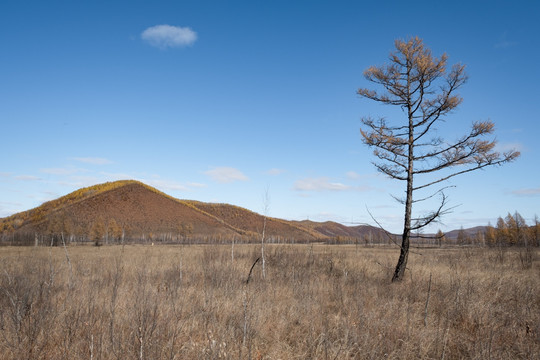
{"left": 0, "top": 244, "right": 538, "bottom": 359}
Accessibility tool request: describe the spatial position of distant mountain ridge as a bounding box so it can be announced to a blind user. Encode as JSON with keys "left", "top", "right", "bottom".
{"left": 0, "top": 180, "right": 485, "bottom": 245}
{"left": 0, "top": 180, "right": 388, "bottom": 244}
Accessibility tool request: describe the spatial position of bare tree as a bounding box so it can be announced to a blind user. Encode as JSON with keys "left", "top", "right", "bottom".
{"left": 357, "top": 37, "right": 519, "bottom": 281}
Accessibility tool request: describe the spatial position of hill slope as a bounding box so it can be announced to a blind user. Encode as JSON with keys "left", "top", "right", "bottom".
{"left": 0, "top": 181, "right": 242, "bottom": 240}
{"left": 184, "top": 201, "right": 325, "bottom": 241}
{"left": 0, "top": 180, "right": 325, "bottom": 242}
{"left": 1, "top": 180, "right": 492, "bottom": 245}
{"left": 295, "top": 220, "right": 390, "bottom": 242}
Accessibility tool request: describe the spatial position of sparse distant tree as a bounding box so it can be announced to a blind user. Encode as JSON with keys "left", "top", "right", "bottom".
{"left": 485, "top": 223, "right": 497, "bottom": 246}
{"left": 435, "top": 229, "right": 445, "bottom": 247}
{"left": 474, "top": 229, "right": 485, "bottom": 245}
{"left": 496, "top": 217, "right": 509, "bottom": 245}
{"left": 46, "top": 215, "right": 62, "bottom": 246}
{"left": 515, "top": 212, "right": 527, "bottom": 245}
{"left": 505, "top": 211, "right": 527, "bottom": 246}
{"left": 457, "top": 227, "right": 467, "bottom": 245}
{"left": 178, "top": 223, "right": 194, "bottom": 241}
{"left": 357, "top": 37, "right": 520, "bottom": 281}
{"left": 505, "top": 213, "right": 519, "bottom": 245}
{"left": 90, "top": 219, "right": 105, "bottom": 246}
{"left": 532, "top": 215, "right": 540, "bottom": 247}
{"left": 46, "top": 213, "right": 72, "bottom": 246}
{"left": 108, "top": 219, "right": 123, "bottom": 243}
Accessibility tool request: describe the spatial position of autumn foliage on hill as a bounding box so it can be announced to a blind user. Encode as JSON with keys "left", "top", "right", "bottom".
{"left": 185, "top": 201, "right": 325, "bottom": 241}
{"left": 0, "top": 180, "right": 364, "bottom": 245}
{"left": 1, "top": 180, "right": 537, "bottom": 247}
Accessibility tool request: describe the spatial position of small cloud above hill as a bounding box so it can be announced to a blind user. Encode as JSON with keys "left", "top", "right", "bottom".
{"left": 141, "top": 24, "right": 197, "bottom": 49}
{"left": 14, "top": 175, "right": 41, "bottom": 181}
{"left": 205, "top": 167, "right": 248, "bottom": 183}
{"left": 41, "top": 167, "right": 86, "bottom": 175}
{"left": 294, "top": 177, "right": 350, "bottom": 192}
{"left": 72, "top": 157, "right": 113, "bottom": 165}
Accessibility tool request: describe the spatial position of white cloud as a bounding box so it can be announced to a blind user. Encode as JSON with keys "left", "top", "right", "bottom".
{"left": 14, "top": 175, "right": 41, "bottom": 181}
{"left": 100, "top": 172, "right": 135, "bottom": 181}
{"left": 72, "top": 157, "right": 113, "bottom": 165}
{"left": 309, "top": 212, "right": 350, "bottom": 224}
{"left": 100, "top": 173, "right": 205, "bottom": 192}
{"left": 266, "top": 168, "right": 285, "bottom": 176}
{"left": 186, "top": 182, "right": 207, "bottom": 188}
{"left": 141, "top": 24, "right": 197, "bottom": 49}
{"left": 204, "top": 167, "right": 249, "bottom": 183}
{"left": 294, "top": 177, "right": 351, "bottom": 192}
{"left": 495, "top": 142, "right": 524, "bottom": 153}
{"left": 346, "top": 171, "right": 361, "bottom": 179}
{"left": 145, "top": 179, "right": 188, "bottom": 192}
{"left": 511, "top": 187, "right": 540, "bottom": 196}
{"left": 41, "top": 167, "right": 85, "bottom": 175}
{"left": 494, "top": 32, "right": 516, "bottom": 49}
{"left": 346, "top": 171, "right": 382, "bottom": 181}
{"left": 0, "top": 201, "right": 24, "bottom": 217}
{"left": 58, "top": 176, "right": 101, "bottom": 188}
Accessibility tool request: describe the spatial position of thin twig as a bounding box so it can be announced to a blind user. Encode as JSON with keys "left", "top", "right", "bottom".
{"left": 245, "top": 257, "right": 260, "bottom": 285}
{"left": 365, "top": 206, "right": 423, "bottom": 255}
{"left": 424, "top": 272, "right": 432, "bottom": 327}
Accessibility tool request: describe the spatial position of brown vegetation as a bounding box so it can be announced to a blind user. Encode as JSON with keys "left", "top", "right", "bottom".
{"left": 0, "top": 180, "right": 389, "bottom": 245}
{"left": 0, "top": 244, "right": 538, "bottom": 359}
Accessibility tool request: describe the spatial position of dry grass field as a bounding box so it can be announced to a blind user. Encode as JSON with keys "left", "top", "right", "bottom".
{"left": 0, "top": 243, "right": 538, "bottom": 359}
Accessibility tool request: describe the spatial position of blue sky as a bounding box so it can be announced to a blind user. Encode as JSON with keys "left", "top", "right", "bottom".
{"left": 1, "top": 0, "right": 538, "bottom": 233}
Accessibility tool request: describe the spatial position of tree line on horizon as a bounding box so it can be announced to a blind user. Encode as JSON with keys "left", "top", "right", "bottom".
{"left": 432, "top": 212, "right": 539, "bottom": 247}
{"left": 1, "top": 210, "right": 538, "bottom": 248}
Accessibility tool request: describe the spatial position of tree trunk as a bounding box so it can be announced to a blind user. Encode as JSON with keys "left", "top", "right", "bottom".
{"left": 393, "top": 164, "right": 413, "bottom": 282}
{"left": 393, "top": 170, "right": 412, "bottom": 281}
{"left": 392, "top": 231, "right": 410, "bottom": 281}
{"left": 393, "top": 77, "right": 414, "bottom": 282}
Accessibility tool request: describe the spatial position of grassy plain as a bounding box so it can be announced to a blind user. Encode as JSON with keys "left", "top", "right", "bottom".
{"left": 0, "top": 243, "right": 538, "bottom": 359}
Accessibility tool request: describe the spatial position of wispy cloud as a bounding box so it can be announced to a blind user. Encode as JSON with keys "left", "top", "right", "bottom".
{"left": 307, "top": 212, "right": 351, "bottom": 224}
{"left": 145, "top": 179, "right": 188, "bottom": 192}
{"left": 72, "top": 157, "right": 113, "bottom": 165}
{"left": 41, "top": 167, "right": 86, "bottom": 175}
{"left": 100, "top": 172, "right": 135, "bottom": 181}
{"left": 14, "top": 175, "right": 41, "bottom": 181}
{"left": 494, "top": 32, "right": 516, "bottom": 49}
{"left": 495, "top": 142, "right": 524, "bottom": 153}
{"left": 58, "top": 176, "right": 101, "bottom": 188}
{"left": 99, "top": 173, "right": 205, "bottom": 192}
{"left": 204, "top": 167, "right": 249, "bottom": 183}
{"left": 266, "top": 168, "right": 285, "bottom": 176}
{"left": 186, "top": 182, "right": 207, "bottom": 188}
{"left": 294, "top": 177, "right": 351, "bottom": 192}
{"left": 511, "top": 187, "right": 540, "bottom": 196}
{"left": 141, "top": 24, "right": 197, "bottom": 49}
{"left": 0, "top": 201, "right": 24, "bottom": 217}
{"left": 346, "top": 171, "right": 382, "bottom": 181}
{"left": 346, "top": 171, "right": 361, "bottom": 179}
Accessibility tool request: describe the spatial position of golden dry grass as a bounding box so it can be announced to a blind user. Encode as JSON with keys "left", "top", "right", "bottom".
{"left": 0, "top": 244, "right": 538, "bottom": 359}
